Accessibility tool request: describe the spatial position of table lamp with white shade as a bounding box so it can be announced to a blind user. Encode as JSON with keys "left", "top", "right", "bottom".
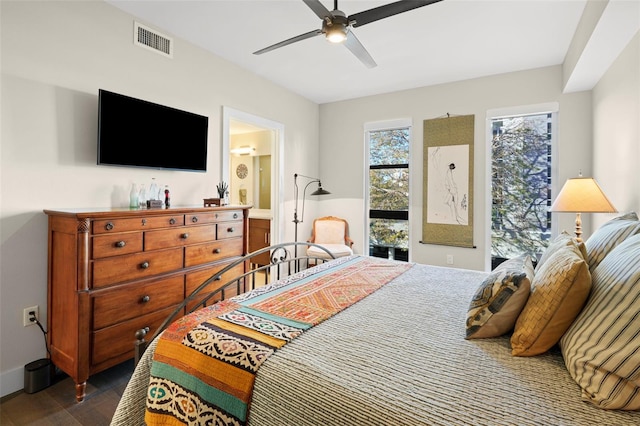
{"left": 550, "top": 175, "right": 617, "bottom": 242}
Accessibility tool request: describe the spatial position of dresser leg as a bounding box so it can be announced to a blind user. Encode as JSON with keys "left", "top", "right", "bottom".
{"left": 75, "top": 381, "right": 86, "bottom": 402}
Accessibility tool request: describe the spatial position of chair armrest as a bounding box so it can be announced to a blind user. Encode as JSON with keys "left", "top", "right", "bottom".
{"left": 346, "top": 237, "right": 354, "bottom": 248}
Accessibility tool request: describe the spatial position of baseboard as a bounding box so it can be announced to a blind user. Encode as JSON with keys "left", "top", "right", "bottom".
{"left": 0, "top": 366, "right": 25, "bottom": 398}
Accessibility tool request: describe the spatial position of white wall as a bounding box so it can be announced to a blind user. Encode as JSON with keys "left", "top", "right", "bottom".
{"left": 0, "top": 0, "right": 319, "bottom": 397}
{"left": 592, "top": 32, "right": 640, "bottom": 227}
{"left": 318, "top": 66, "right": 592, "bottom": 270}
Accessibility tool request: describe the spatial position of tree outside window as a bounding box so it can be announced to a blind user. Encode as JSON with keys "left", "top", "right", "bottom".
{"left": 368, "top": 128, "right": 410, "bottom": 261}
{"left": 491, "top": 114, "right": 553, "bottom": 261}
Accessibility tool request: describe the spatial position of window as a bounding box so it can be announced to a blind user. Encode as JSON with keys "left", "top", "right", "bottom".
{"left": 366, "top": 122, "right": 411, "bottom": 261}
{"left": 491, "top": 113, "right": 554, "bottom": 263}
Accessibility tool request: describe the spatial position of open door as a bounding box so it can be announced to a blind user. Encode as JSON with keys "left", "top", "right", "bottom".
{"left": 222, "top": 107, "right": 284, "bottom": 245}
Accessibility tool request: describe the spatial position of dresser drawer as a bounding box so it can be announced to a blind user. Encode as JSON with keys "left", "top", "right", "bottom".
{"left": 185, "top": 263, "right": 246, "bottom": 311}
{"left": 185, "top": 238, "right": 244, "bottom": 267}
{"left": 92, "top": 247, "right": 183, "bottom": 288}
{"left": 214, "top": 210, "right": 243, "bottom": 222}
{"left": 93, "top": 215, "right": 184, "bottom": 234}
{"left": 185, "top": 210, "right": 243, "bottom": 225}
{"left": 145, "top": 225, "right": 217, "bottom": 251}
{"left": 92, "top": 306, "right": 178, "bottom": 366}
{"left": 93, "top": 232, "right": 143, "bottom": 259}
{"left": 92, "top": 275, "right": 184, "bottom": 330}
{"left": 217, "top": 221, "right": 244, "bottom": 240}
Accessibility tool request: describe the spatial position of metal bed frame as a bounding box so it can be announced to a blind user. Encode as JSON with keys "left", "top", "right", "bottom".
{"left": 133, "top": 242, "right": 335, "bottom": 363}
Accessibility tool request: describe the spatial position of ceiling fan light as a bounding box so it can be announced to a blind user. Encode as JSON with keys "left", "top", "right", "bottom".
{"left": 326, "top": 26, "right": 347, "bottom": 43}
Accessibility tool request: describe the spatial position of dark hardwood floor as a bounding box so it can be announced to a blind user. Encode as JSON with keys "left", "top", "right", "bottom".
{"left": 0, "top": 360, "right": 133, "bottom": 425}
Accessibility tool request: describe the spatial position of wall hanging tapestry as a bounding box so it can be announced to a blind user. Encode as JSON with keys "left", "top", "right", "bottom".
{"left": 422, "top": 114, "right": 475, "bottom": 248}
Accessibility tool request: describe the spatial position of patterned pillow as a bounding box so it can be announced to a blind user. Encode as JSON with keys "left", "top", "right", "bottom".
{"left": 585, "top": 212, "right": 640, "bottom": 272}
{"left": 511, "top": 244, "right": 591, "bottom": 356}
{"left": 536, "top": 231, "right": 587, "bottom": 273}
{"left": 560, "top": 233, "right": 640, "bottom": 410}
{"left": 465, "top": 255, "right": 533, "bottom": 339}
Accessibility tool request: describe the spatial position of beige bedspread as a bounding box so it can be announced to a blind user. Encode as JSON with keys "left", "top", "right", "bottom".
{"left": 112, "top": 259, "right": 640, "bottom": 425}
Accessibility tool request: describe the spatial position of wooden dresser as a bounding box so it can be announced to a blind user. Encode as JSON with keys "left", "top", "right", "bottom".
{"left": 44, "top": 206, "right": 250, "bottom": 402}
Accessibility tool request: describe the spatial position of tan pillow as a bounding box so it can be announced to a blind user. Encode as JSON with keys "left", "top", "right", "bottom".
{"left": 536, "top": 231, "right": 587, "bottom": 272}
{"left": 560, "top": 233, "right": 640, "bottom": 410}
{"left": 465, "top": 255, "right": 533, "bottom": 339}
{"left": 511, "top": 244, "right": 591, "bottom": 356}
{"left": 585, "top": 212, "right": 640, "bottom": 272}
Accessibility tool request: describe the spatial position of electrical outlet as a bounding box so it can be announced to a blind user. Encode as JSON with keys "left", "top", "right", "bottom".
{"left": 446, "top": 255, "right": 454, "bottom": 265}
{"left": 23, "top": 305, "right": 39, "bottom": 327}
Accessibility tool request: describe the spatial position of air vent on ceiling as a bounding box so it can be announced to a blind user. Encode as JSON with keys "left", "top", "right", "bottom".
{"left": 134, "top": 22, "right": 173, "bottom": 58}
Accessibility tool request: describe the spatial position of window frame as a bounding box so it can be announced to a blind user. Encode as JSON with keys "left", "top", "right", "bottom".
{"left": 364, "top": 118, "right": 412, "bottom": 260}
{"left": 485, "top": 103, "right": 559, "bottom": 270}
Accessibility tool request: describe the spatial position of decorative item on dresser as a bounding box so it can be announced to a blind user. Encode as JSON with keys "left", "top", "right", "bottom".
{"left": 216, "top": 181, "right": 229, "bottom": 199}
{"left": 43, "top": 205, "right": 250, "bottom": 402}
{"left": 203, "top": 198, "right": 221, "bottom": 207}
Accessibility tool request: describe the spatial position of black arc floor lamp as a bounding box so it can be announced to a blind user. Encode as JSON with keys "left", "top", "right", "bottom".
{"left": 293, "top": 173, "right": 330, "bottom": 256}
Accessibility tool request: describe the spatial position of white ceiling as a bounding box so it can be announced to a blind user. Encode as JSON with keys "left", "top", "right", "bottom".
{"left": 105, "top": 0, "right": 630, "bottom": 105}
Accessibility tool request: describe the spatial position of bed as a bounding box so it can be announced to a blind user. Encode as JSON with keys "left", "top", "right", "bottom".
{"left": 111, "top": 215, "right": 640, "bottom": 425}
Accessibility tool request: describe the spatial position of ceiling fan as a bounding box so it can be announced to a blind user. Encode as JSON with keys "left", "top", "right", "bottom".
{"left": 253, "top": 0, "right": 443, "bottom": 68}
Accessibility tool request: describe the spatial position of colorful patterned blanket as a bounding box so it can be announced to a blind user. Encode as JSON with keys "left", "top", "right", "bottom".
{"left": 145, "top": 256, "right": 412, "bottom": 425}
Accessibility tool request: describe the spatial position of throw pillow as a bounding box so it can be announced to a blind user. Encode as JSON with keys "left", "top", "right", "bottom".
{"left": 585, "top": 212, "right": 640, "bottom": 272}
{"left": 511, "top": 244, "right": 591, "bottom": 356}
{"left": 560, "top": 233, "right": 640, "bottom": 410}
{"left": 465, "top": 255, "right": 533, "bottom": 339}
{"left": 536, "top": 231, "right": 587, "bottom": 273}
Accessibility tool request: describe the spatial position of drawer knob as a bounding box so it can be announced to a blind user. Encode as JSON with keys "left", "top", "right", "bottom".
{"left": 213, "top": 248, "right": 221, "bottom": 254}
{"left": 105, "top": 222, "right": 114, "bottom": 231}
{"left": 115, "top": 241, "right": 126, "bottom": 248}
{"left": 227, "top": 227, "right": 235, "bottom": 233}
{"left": 181, "top": 233, "right": 189, "bottom": 239}
{"left": 140, "top": 261, "right": 150, "bottom": 269}
{"left": 215, "top": 276, "right": 222, "bottom": 281}
{"left": 141, "top": 295, "right": 150, "bottom": 303}
{"left": 233, "top": 213, "right": 239, "bottom": 219}
{"left": 169, "top": 218, "right": 176, "bottom": 225}
{"left": 191, "top": 216, "right": 199, "bottom": 223}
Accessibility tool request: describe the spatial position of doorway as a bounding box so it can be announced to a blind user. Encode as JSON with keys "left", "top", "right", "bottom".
{"left": 222, "top": 107, "right": 284, "bottom": 245}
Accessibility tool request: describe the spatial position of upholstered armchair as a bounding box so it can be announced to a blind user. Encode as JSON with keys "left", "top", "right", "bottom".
{"left": 307, "top": 216, "right": 354, "bottom": 259}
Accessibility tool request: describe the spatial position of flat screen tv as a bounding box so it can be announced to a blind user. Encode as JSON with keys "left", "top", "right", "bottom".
{"left": 97, "top": 89, "right": 208, "bottom": 172}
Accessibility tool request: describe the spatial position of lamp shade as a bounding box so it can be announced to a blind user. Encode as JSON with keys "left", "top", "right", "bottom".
{"left": 310, "top": 187, "right": 331, "bottom": 196}
{"left": 550, "top": 177, "right": 616, "bottom": 213}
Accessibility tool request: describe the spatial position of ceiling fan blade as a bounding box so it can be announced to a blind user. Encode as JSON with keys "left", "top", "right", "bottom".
{"left": 302, "top": 0, "right": 333, "bottom": 20}
{"left": 343, "top": 30, "right": 377, "bottom": 68}
{"left": 253, "top": 29, "right": 323, "bottom": 55}
{"left": 349, "top": 0, "right": 443, "bottom": 28}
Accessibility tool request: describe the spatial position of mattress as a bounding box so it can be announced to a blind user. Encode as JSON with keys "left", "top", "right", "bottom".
{"left": 111, "top": 257, "right": 640, "bottom": 425}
